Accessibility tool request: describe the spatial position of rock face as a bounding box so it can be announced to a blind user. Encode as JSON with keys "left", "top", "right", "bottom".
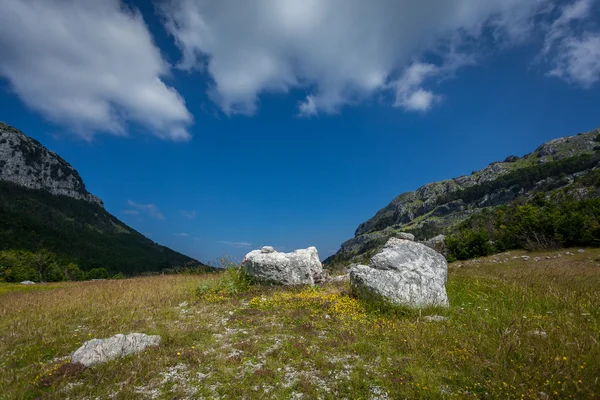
{"left": 326, "top": 127, "right": 600, "bottom": 265}
{"left": 396, "top": 232, "right": 415, "bottom": 241}
{"left": 71, "top": 333, "right": 161, "bottom": 367}
{"left": 0, "top": 122, "right": 103, "bottom": 206}
{"left": 422, "top": 234, "right": 447, "bottom": 256}
{"left": 350, "top": 238, "right": 449, "bottom": 308}
{"left": 242, "top": 246, "right": 323, "bottom": 285}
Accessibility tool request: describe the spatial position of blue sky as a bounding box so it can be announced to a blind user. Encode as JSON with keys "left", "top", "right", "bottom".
{"left": 1, "top": 0, "right": 599, "bottom": 264}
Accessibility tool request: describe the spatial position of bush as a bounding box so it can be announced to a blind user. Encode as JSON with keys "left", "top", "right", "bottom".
{"left": 63, "top": 263, "right": 85, "bottom": 281}
{"left": 86, "top": 268, "right": 109, "bottom": 280}
{"left": 447, "top": 230, "right": 493, "bottom": 261}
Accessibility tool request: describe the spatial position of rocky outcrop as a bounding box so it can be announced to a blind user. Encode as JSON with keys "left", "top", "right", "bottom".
{"left": 350, "top": 238, "right": 449, "bottom": 308}
{"left": 396, "top": 232, "right": 415, "bottom": 241}
{"left": 0, "top": 122, "right": 103, "bottom": 206}
{"left": 328, "top": 127, "right": 600, "bottom": 265}
{"left": 242, "top": 246, "right": 323, "bottom": 285}
{"left": 71, "top": 333, "right": 161, "bottom": 367}
{"left": 422, "top": 234, "right": 447, "bottom": 256}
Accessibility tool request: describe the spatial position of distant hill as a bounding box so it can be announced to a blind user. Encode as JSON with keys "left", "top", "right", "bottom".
{"left": 326, "top": 126, "right": 600, "bottom": 265}
{"left": 0, "top": 122, "right": 214, "bottom": 276}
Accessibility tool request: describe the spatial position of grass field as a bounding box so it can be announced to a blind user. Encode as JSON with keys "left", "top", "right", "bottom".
{"left": 1, "top": 249, "right": 599, "bottom": 399}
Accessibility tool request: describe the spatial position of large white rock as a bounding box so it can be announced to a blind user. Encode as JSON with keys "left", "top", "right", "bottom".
{"left": 242, "top": 246, "right": 323, "bottom": 285}
{"left": 350, "top": 238, "right": 448, "bottom": 308}
{"left": 71, "top": 333, "right": 160, "bottom": 367}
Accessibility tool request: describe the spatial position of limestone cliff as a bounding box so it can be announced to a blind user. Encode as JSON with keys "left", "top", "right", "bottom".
{"left": 0, "top": 122, "right": 103, "bottom": 206}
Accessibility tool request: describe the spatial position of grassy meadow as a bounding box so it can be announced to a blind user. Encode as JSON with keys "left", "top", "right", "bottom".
{"left": 1, "top": 249, "right": 599, "bottom": 399}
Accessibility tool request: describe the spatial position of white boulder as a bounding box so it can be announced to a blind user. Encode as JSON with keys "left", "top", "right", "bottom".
{"left": 242, "top": 246, "right": 323, "bottom": 285}
{"left": 350, "top": 238, "right": 449, "bottom": 308}
{"left": 71, "top": 333, "right": 160, "bottom": 367}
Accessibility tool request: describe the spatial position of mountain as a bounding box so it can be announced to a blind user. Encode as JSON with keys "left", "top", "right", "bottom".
{"left": 0, "top": 121, "right": 213, "bottom": 277}
{"left": 326, "top": 126, "right": 600, "bottom": 265}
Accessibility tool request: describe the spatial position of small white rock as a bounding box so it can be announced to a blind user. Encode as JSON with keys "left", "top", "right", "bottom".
{"left": 423, "top": 315, "right": 448, "bottom": 322}
{"left": 528, "top": 330, "right": 548, "bottom": 338}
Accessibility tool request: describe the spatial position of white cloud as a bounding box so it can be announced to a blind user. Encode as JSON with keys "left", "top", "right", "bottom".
{"left": 298, "top": 95, "right": 318, "bottom": 117}
{"left": 174, "top": 233, "right": 190, "bottom": 237}
{"left": 127, "top": 200, "right": 165, "bottom": 220}
{"left": 393, "top": 62, "right": 440, "bottom": 111}
{"left": 160, "top": 0, "right": 555, "bottom": 115}
{"left": 542, "top": 0, "right": 600, "bottom": 87}
{"left": 549, "top": 34, "right": 600, "bottom": 87}
{"left": 543, "top": 0, "right": 595, "bottom": 55}
{"left": 401, "top": 89, "right": 439, "bottom": 112}
{"left": 219, "top": 241, "right": 252, "bottom": 248}
{"left": 0, "top": 0, "right": 193, "bottom": 140}
{"left": 180, "top": 210, "right": 197, "bottom": 219}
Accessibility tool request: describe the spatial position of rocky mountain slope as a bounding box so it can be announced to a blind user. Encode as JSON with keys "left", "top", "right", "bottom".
{"left": 326, "top": 126, "right": 600, "bottom": 265}
{"left": 0, "top": 122, "right": 102, "bottom": 205}
{"left": 0, "top": 121, "right": 211, "bottom": 276}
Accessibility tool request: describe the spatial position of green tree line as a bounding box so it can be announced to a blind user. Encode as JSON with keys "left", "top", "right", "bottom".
{"left": 446, "top": 193, "right": 600, "bottom": 261}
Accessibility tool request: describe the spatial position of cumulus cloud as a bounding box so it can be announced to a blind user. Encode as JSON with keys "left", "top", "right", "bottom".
{"left": 0, "top": 0, "right": 192, "bottom": 140}
{"left": 160, "top": 0, "right": 559, "bottom": 116}
{"left": 542, "top": 0, "right": 600, "bottom": 87}
{"left": 219, "top": 241, "right": 252, "bottom": 248}
{"left": 128, "top": 200, "right": 165, "bottom": 220}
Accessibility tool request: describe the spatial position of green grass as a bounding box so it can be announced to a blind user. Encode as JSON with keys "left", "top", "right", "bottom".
{"left": 1, "top": 249, "right": 599, "bottom": 399}
{"left": 0, "top": 282, "right": 67, "bottom": 296}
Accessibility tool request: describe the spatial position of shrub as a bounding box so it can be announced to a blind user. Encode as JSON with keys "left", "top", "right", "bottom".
{"left": 86, "top": 268, "right": 109, "bottom": 280}
{"left": 63, "top": 263, "right": 85, "bottom": 281}
{"left": 447, "top": 230, "right": 493, "bottom": 261}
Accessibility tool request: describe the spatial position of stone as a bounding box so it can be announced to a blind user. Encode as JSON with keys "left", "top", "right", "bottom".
{"left": 20, "top": 280, "right": 35, "bottom": 285}
{"left": 528, "top": 330, "right": 548, "bottom": 338}
{"left": 350, "top": 238, "right": 449, "bottom": 308}
{"left": 71, "top": 333, "right": 160, "bottom": 367}
{"left": 261, "top": 246, "right": 275, "bottom": 253}
{"left": 578, "top": 249, "right": 585, "bottom": 253}
{"left": 521, "top": 256, "right": 530, "bottom": 261}
{"left": 242, "top": 246, "right": 323, "bottom": 285}
{"left": 423, "top": 315, "right": 448, "bottom": 322}
{"left": 396, "top": 232, "right": 414, "bottom": 241}
{"left": 422, "top": 234, "right": 447, "bottom": 256}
